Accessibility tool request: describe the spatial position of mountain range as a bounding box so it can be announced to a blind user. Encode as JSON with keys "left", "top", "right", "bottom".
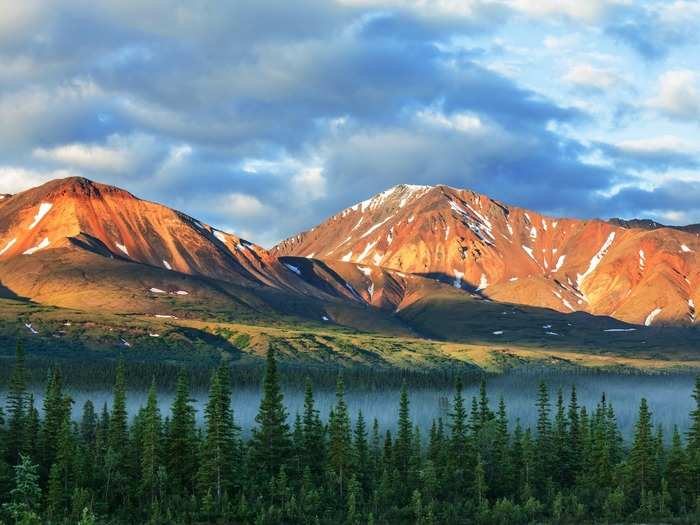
{"left": 2, "top": 176, "right": 700, "bottom": 369}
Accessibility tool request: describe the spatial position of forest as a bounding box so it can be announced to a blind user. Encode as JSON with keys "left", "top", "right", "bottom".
{"left": 2, "top": 342, "right": 700, "bottom": 524}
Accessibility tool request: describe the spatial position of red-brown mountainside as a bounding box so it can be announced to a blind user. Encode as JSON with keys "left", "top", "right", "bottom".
{"left": 274, "top": 184, "right": 700, "bottom": 326}
{"left": 0, "top": 177, "right": 387, "bottom": 319}
{"left": 0, "top": 177, "right": 315, "bottom": 291}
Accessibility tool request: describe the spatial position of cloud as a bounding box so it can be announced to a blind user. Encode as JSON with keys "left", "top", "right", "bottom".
{"left": 562, "top": 64, "right": 624, "bottom": 91}
{"left": 598, "top": 135, "right": 700, "bottom": 171}
{"left": 221, "top": 193, "right": 271, "bottom": 220}
{"left": 33, "top": 133, "right": 162, "bottom": 173}
{"left": 0, "top": 0, "right": 697, "bottom": 244}
{"left": 605, "top": 2, "right": 699, "bottom": 59}
{"left": 648, "top": 70, "right": 700, "bottom": 120}
{"left": 507, "top": 0, "right": 626, "bottom": 23}
{"left": 0, "top": 166, "right": 78, "bottom": 194}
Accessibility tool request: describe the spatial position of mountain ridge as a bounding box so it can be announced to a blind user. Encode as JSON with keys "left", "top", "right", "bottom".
{"left": 2, "top": 176, "right": 699, "bottom": 330}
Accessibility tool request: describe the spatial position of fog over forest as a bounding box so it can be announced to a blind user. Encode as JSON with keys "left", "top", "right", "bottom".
{"left": 5, "top": 372, "right": 696, "bottom": 441}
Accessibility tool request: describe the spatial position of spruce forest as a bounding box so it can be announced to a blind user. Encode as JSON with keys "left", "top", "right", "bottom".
{"left": 2, "top": 342, "right": 700, "bottom": 525}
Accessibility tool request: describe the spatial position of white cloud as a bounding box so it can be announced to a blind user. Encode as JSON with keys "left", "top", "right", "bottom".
{"left": 563, "top": 64, "right": 623, "bottom": 90}
{"left": 543, "top": 34, "right": 579, "bottom": 50}
{"left": 337, "top": 0, "right": 496, "bottom": 18}
{"left": 508, "top": 0, "right": 630, "bottom": 23}
{"left": 615, "top": 135, "right": 699, "bottom": 155}
{"left": 0, "top": 166, "right": 78, "bottom": 194}
{"left": 415, "top": 107, "right": 484, "bottom": 133}
{"left": 221, "top": 193, "right": 271, "bottom": 219}
{"left": 648, "top": 69, "right": 700, "bottom": 120}
{"left": 292, "top": 166, "right": 327, "bottom": 200}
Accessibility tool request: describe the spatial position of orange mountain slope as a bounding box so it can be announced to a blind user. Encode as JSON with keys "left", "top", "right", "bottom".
{"left": 274, "top": 184, "right": 700, "bottom": 326}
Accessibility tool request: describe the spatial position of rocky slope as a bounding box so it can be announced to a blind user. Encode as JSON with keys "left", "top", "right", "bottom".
{"left": 274, "top": 184, "right": 700, "bottom": 326}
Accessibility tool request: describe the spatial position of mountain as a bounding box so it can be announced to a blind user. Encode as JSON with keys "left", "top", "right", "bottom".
{"left": 4, "top": 177, "right": 700, "bottom": 372}
{"left": 0, "top": 177, "right": 420, "bottom": 336}
{"left": 274, "top": 184, "right": 700, "bottom": 326}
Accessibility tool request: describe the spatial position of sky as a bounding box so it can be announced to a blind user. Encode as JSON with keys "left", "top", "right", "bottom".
{"left": 1, "top": 0, "right": 700, "bottom": 247}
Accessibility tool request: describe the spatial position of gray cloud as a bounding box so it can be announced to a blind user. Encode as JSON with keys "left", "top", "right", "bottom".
{"left": 0, "top": 0, "right": 695, "bottom": 246}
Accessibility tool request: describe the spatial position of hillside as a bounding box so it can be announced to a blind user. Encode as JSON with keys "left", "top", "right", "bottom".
{"left": 275, "top": 184, "right": 700, "bottom": 326}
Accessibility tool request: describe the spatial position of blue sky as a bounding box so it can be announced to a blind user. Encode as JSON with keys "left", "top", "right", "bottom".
{"left": 1, "top": 0, "right": 700, "bottom": 246}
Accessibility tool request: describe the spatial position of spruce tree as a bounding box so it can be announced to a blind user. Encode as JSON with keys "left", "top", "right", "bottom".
{"left": 353, "top": 411, "right": 369, "bottom": 493}
{"left": 534, "top": 381, "right": 552, "bottom": 497}
{"left": 628, "top": 398, "right": 657, "bottom": 506}
{"left": 301, "top": 378, "right": 325, "bottom": 478}
{"left": 141, "top": 379, "right": 162, "bottom": 506}
{"left": 166, "top": 368, "right": 198, "bottom": 498}
{"left": 250, "top": 349, "right": 291, "bottom": 484}
{"left": 666, "top": 425, "right": 689, "bottom": 513}
{"left": 198, "top": 364, "right": 239, "bottom": 506}
{"left": 395, "top": 382, "right": 413, "bottom": 481}
{"left": 6, "top": 340, "right": 28, "bottom": 463}
{"left": 328, "top": 375, "right": 353, "bottom": 498}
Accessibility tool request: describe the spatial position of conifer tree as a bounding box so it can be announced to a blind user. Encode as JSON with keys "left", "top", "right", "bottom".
{"left": 250, "top": 349, "right": 291, "bottom": 484}
{"left": 40, "top": 369, "right": 72, "bottom": 478}
{"left": 353, "top": 411, "right": 369, "bottom": 493}
{"left": 492, "top": 396, "right": 512, "bottom": 498}
{"left": 198, "top": 364, "right": 239, "bottom": 506}
{"left": 301, "top": 378, "right": 325, "bottom": 478}
{"left": 3, "top": 454, "right": 42, "bottom": 524}
{"left": 395, "top": 382, "right": 413, "bottom": 480}
{"left": 567, "top": 385, "right": 581, "bottom": 480}
{"left": 534, "top": 381, "right": 552, "bottom": 495}
{"left": 6, "top": 340, "right": 28, "bottom": 464}
{"left": 666, "top": 425, "right": 689, "bottom": 513}
{"left": 141, "top": 379, "right": 162, "bottom": 506}
{"left": 628, "top": 398, "right": 657, "bottom": 506}
{"left": 105, "top": 359, "right": 128, "bottom": 509}
{"left": 328, "top": 375, "right": 353, "bottom": 498}
{"left": 166, "top": 368, "right": 198, "bottom": 497}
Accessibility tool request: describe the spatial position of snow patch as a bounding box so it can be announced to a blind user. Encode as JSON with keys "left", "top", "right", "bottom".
{"left": 0, "top": 238, "right": 16, "bottom": 256}
{"left": 530, "top": 226, "right": 537, "bottom": 239}
{"left": 176, "top": 290, "right": 189, "bottom": 295}
{"left": 506, "top": 223, "right": 513, "bottom": 236}
{"left": 163, "top": 260, "right": 172, "bottom": 270}
{"left": 453, "top": 269, "right": 464, "bottom": 288}
{"left": 360, "top": 216, "right": 392, "bottom": 239}
{"left": 155, "top": 314, "right": 177, "bottom": 319}
{"left": 604, "top": 328, "right": 637, "bottom": 332}
{"left": 341, "top": 251, "right": 353, "bottom": 262}
{"left": 644, "top": 307, "right": 662, "bottom": 326}
{"left": 681, "top": 244, "right": 693, "bottom": 253}
{"left": 28, "top": 203, "right": 53, "bottom": 230}
{"left": 476, "top": 273, "right": 488, "bottom": 291}
{"left": 149, "top": 288, "right": 166, "bottom": 294}
{"left": 284, "top": 263, "right": 302, "bottom": 276}
{"left": 639, "top": 249, "right": 645, "bottom": 270}
{"left": 576, "top": 232, "right": 616, "bottom": 293}
{"left": 25, "top": 323, "right": 38, "bottom": 335}
{"left": 509, "top": 277, "right": 519, "bottom": 282}
{"left": 357, "top": 240, "right": 378, "bottom": 262}
{"left": 408, "top": 215, "right": 415, "bottom": 223}
{"left": 545, "top": 332, "right": 559, "bottom": 336}
{"left": 23, "top": 237, "right": 50, "bottom": 255}
{"left": 116, "top": 243, "right": 129, "bottom": 255}
{"left": 213, "top": 230, "right": 227, "bottom": 243}
{"left": 492, "top": 331, "right": 504, "bottom": 335}
{"left": 120, "top": 338, "right": 131, "bottom": 348}
{"left": 322, "top": 316, "right": 330, "bottom": 322}
{"left": 522, "top": 245, "right": 536, "bottom": 261}
{"left": 358, "top": 266, "right": 372, "bottom": 277}
{"left": 552, "top": 255, "right": 566, "bottom": 273}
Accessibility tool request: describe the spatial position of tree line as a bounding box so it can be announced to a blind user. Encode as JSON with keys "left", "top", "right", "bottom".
{"left": 2, "top": 341, "right": 700, "bottom": 524}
